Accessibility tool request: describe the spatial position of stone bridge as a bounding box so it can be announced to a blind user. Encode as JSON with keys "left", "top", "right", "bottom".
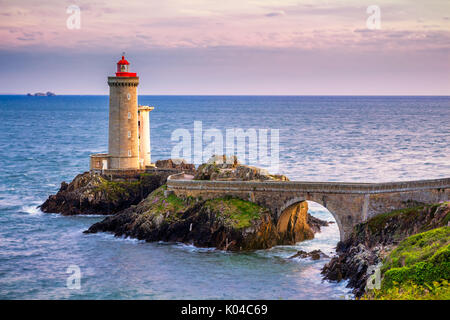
{"left": 166, "top": 174, "right": 450, "bottom": 240}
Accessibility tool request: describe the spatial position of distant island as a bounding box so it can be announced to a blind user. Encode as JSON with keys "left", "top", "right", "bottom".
{"left": 27, "top": 91, "right": 55, "bottom": 96}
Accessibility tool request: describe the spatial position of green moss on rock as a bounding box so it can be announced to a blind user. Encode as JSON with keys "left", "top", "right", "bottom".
{"left": 204, "top": 197, "right": 263, "bottom": 229}
{"left": 141, "top": 186, "right": 192, "bottom": 218}
{"left": 95, "top": 179, "right": 141, "bottom": 202}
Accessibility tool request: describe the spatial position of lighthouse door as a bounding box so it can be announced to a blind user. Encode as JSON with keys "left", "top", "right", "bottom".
{"left": 102, "top": 159, "right": 108, "bottom": 170}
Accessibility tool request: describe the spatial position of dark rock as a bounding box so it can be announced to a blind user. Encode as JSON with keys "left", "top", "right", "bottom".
{"left": 289, "top": 249, "right": 329, "bottom": 260}
{"left": 194, "top": 155, "right": 289, "bottom": 181}
{"left": 85, "top": 186, "right": 320, "bottom": 251}
{"left": 277, "top": 201, "right": 314, "bottom": 243}
{"left": 85, "top": 187, "right": 283, "bottom": 251}
{"left": 307, "top": 214, "right": 333, "bottom": 233}
{"left": 322, "top": 243, "right": 380, "bottom": 295}
{"left": 155, "top": 159, "right": 196, "bottom": 173}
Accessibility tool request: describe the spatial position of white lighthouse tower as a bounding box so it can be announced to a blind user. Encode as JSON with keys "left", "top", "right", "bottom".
{"left": 90, "top": 54, "right": 154, "bottom": 172}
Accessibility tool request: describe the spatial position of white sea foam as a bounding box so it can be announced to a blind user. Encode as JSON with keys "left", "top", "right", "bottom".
{"left": 20, "top": 205, "right": 42, "bottom": 216}
{"left": 172, "top": 242, "right": 218, "bottom": 252}
{"left": 70, "top": 214, "right": 112, "bottom": 218}
{"left": 91, "top": 232, "right": 145, "bottom": 244}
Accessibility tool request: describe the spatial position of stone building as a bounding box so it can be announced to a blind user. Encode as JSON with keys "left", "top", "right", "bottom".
{"left": 90, "top": 55, "right": 154, "bottom": 172}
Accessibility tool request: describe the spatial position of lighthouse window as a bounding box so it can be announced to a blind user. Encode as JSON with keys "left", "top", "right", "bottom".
{"left": 127, "top": 93, "right": 131, "bottom": 100}
{"left": 128, "top": 131, "right": 131, "bottom": 138}
{"left": 128, "top": 112, "right": 131, "bottom": 119}
{"left": 128, "top": 150, "right": 131, "bottom": 157}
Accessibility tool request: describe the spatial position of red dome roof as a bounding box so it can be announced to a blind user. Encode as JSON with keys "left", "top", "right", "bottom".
{"left": 115, "top": 54, "right": 136, "bottom": 77}
{"left": 117, "top": 55, "right": 130, "bottom": 65}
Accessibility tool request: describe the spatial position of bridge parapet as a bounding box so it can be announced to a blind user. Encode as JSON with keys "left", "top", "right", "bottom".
{"left": 167, "top": 177, "right": 450, "bottom": 194}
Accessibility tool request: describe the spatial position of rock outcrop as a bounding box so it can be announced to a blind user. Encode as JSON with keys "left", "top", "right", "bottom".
{"left": 85, "top": 185, "right": 326, "bottom": 251}
{"left": 322, "top": 243, "right": 381, "bottom": 295}
{"left": 39, "top": 171, "right": 171, "bottom": 215}
{"left": 289, "top": 249, "right": 329, "bottom": 260}
{"left": 277, "top": 201, "right": 314, "bottom": 243}
{"left": 322, "top": 202, "right": 450, "bottom": 297}
{"left": 307, "top": 214, "right": 334, "bottom": 233}
{"left": 85, "top": 186, "right": 279, "bottom": 250}
{"left": 155, "top": 159, "right": 196, "bottom": 173}
{"left": 194, "top": 155, "right": 289, "bottom": 181}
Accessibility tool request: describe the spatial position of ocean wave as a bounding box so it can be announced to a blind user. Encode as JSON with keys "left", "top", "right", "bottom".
{"left": 153, "top": 240, "right": 221, "bottom": 253}
{"left": 89, "top": 232, "right": 145, "bottom": 244}
{"left": 20, "top": 205, "right": 42, "bottom": 216}
{"left": 67, "top": 214, "right": 112, "bottom": 218}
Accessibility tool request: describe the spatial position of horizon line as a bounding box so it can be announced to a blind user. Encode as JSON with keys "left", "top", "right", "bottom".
{"left": 1, "top": 94, "right": 450, "bottom": 97}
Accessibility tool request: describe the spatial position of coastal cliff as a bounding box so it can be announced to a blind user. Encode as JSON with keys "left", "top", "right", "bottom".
{"left": 322, "top": 202, "right": 450, "bottom": 298}
{"left": 85, "top": 185, "right": 323, "bottom": 251}
{"left": 39, "top": 158, "right": 198, "bottom": 215}
{"left": 39, "top": 171, "right": 172, "bottom": 215}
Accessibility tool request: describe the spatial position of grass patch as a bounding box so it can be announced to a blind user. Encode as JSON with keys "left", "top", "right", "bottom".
{"left": 364, "top": 226, "right": 450, "bottom": 299}
{"left": 141, "top": 186, "right": 190, "bottom": 217}
{"left": 382, "top": 227, "right": 450, "bottom": 270}
{"left": 363, "top": 280, "right": 450, "bottom": 300}
{"left": 205, "top": 197, "right": 263, "bottom": 229}
{"left": 381, "top": 226, "right": 450, "bottom": 288}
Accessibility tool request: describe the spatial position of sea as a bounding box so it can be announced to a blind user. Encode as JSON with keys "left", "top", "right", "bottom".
{"left": 0, "top": 95, "right": 449, "bottom": 299}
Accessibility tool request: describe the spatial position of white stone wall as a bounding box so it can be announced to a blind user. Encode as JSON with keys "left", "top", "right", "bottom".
{"left": 138, "top": 107, "right": 153, "bottom": 168}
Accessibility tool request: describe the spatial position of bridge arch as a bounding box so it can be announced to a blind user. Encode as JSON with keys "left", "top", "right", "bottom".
{"left": 278, "top": 197, "right": 345, "bottom": 241}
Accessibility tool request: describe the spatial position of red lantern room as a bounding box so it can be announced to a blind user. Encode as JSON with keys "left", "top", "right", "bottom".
{"left": 115, "top": 55, "right": 137, "bottom": 77}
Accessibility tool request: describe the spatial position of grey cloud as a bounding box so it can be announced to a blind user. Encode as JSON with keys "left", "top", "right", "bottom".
{"left": 16, "top": 31, "right": 43, "bottom": 42}
{"left": 353, "top": 28, "right": 375, "bottom": 33}
{"left": 265, "top": 11, "right": 285, "bottom": 18}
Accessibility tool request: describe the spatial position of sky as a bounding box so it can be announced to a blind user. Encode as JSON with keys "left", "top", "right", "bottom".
{"left": 0, "top": 0, "right": 449, "bottom": 95}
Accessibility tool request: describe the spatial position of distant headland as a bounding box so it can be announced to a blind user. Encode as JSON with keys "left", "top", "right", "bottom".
{"left": 27, "top": 91, "right": 56, "bottom": 96}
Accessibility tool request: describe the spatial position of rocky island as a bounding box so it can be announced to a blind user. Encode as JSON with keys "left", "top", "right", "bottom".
{"left": 41, "top": 156, "right": 331, "bottom": 251}
{"left": 27, "top": 91, "right": 56, "bottom": 96}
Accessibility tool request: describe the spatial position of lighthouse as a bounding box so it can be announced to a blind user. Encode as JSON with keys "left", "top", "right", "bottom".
{"left": 90, "top": 55, "right": 154, "bottom": 172}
